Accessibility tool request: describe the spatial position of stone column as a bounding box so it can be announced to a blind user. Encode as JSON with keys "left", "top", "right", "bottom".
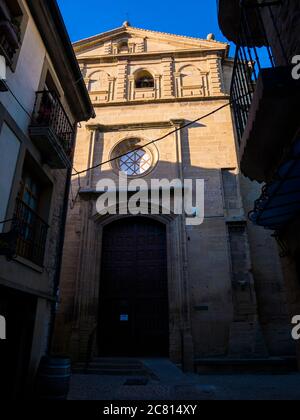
{"left": 162, "top": 57, "right": 175, "bottom": 98}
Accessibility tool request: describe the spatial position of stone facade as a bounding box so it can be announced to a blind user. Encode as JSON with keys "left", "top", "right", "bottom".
{"left": 53, "top": 23, "right": 294, "bottom": 368}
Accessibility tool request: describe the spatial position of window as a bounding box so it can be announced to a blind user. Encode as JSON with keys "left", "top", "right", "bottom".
{"left": 0, "top": 123, "right": 20, "bottom": 233}
{"left": 135, "top": 70, "right": 154, "bottom": 89}
{"left": 118, "top": 41, "right": 129, "bottom": 54}
{"left": 111, "top": 138, "right": 158, "bottom": 177}
{"left": 14, "top": 158, "right": 51, "bottom": 266}
{"left": 0, "top": 0, "right": 25, "bottom": 68}
{"left": 19, "top": 173, "right": 41, "bottom": 213}
{"left": 119, "top": 149, "right": 152, "bottom": 176}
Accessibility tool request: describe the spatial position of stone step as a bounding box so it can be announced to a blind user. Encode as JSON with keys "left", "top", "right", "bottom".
{"left": 75, "top": 362, "right": 143, "bottom": 369}
{"left": 72, "top": 358, "right": 152, "bottom": 376}
{"left": 195, "top": 357, "right": 298, "bottom": 374}
{"left": 73, "top": 367, "right": 149, "bottom": 376}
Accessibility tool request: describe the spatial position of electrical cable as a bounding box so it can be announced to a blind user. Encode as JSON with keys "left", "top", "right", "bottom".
{"left": 2, "top": 81, "right": 32, "bottom": 118}
{"left": 71, "top": 100, "right": 233, "bottom": 178}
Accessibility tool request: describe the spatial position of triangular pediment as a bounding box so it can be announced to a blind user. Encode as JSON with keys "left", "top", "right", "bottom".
{"left": 74, "top": 25, "right": 228, "bottom": 58}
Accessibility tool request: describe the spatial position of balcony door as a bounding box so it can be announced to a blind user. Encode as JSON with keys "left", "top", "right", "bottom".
{"left": 98, "top": 217, "right": 169, "bottom": 357}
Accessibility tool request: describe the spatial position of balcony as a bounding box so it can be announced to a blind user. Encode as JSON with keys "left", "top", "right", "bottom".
{"left": 13, "top": 199, "right": 49, "bottom": 267}
{"left": 249, "top": 135, "right": 300, "bottom": 231}
{"left": 0, "top": 0, "right": 22, "bottom": 66}
{"left": 29, "top": 91, "right": 75, "bottom": 169}
{"left": 230, "top": 1, "right": 300, "bottom": 183}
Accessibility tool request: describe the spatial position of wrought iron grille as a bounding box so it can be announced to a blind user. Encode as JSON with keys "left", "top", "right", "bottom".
{"left": 13, "top": 198, "right": 49, "bottom": 266}
{"left": 0, "top": 0, "right": 21, "bottom": 65}
{"left": 119, "top": 149, "right": 152, "bottom": 176}
{"left": 231, "top": 0, "right": 288, "bottom": 144}
{"left": 31, "top": 90, "right": 75, "bottom": 157}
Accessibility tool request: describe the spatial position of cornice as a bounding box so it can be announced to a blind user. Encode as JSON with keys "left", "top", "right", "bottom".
{"left": 88, "top": 95, "right": 230, "bottom": 108}
{"left": 74, "top": 25, "right": 228, "bottom": 50}
{"left": 76, "top": 48, "right": 226, "bottom": 63}
{"left": 86, "top": 120, "right": 181, "bottom": 132}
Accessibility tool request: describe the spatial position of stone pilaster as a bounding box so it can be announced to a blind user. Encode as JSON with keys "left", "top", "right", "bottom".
{"left": 115, "top": 60, "right": 128, "bottom": 101}
{"left": 174, "top": 72, "right": 181, "bottom": 98}
{"left": 128, "top": 75, "right": 135, "bottom": 101}
{"left": 227, "top": 222, "right": 268, "bottom": 357}
{"left": 207, "top": 55, "right": 223, "bottom": 95}
{"left": 154, "top": 74, "right": 162, "bottom": 99}
{"left": 104, "top": 42, "right": 112, "bottom": 55}
{"left": 108, "top": 76, "right": 115, "bottom": 101}
{"left": 162, "top": 57, "right": 175, "bottom": 98}
{"left": 136, "top": 38, "right": 145, "bottom": 53}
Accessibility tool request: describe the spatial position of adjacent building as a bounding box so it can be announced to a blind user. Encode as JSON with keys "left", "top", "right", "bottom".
{"left": 0, "top": 0, "right": 94, "bottom": 399}
{"left": 53, "top": 22, "right": 294, "bottom": 371}
{"left": 218, "top": 0, "right": 300, "bottom": 366}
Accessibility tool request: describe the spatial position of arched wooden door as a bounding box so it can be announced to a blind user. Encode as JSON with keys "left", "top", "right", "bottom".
{"left": 98, "top": 217, "right": 169, "bottom": 357}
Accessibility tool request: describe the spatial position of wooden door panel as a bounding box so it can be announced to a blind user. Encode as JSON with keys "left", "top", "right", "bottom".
{"left": 98, "top": 217, "right": 169, "bottom": 357}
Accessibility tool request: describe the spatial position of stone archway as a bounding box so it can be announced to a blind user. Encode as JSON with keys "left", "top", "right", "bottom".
{"left": 69, "top": 203, "right": 194, "bottom": 369}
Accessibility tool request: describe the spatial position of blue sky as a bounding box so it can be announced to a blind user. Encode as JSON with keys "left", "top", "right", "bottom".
{"left": 57, "top": 0, "right": 233, "bottom": 55}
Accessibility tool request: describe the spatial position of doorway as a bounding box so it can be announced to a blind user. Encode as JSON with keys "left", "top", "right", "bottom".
{"left": 98, "top": 217, "right": 169, "bottom": 357}
{"left": 0, "top": 286, "right": 36, "bottom": 400}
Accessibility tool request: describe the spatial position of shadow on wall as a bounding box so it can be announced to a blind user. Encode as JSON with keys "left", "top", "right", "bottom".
{"left": 52, "top": 146, "right": 295, "bottom": 361}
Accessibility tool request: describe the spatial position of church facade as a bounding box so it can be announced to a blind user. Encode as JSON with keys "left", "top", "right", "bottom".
{"left": 53, "top": 23, "right": 295, "bottom": 370}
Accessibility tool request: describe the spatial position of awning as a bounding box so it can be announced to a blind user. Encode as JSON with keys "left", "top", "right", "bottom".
{"left": 249, "top": 137, "right": 300, "bottom": 230}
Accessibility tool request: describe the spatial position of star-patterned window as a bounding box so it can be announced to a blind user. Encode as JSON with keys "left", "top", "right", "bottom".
{"left": 119, "top": 149, "right": 152, "bottom": 176}
{"left": 111, "top": 138, "right": 157, "bottom": 177}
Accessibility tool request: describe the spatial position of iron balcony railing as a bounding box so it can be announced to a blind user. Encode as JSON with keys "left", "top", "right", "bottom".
{"left": 31, "top": 90, "right": 75, "bottom": 157}
{"left": 230, "top": 0, "right": 288, "bottom": 144}
{"left": 0, "top": 0, "right": 21, "bottom": 65}
{"left": 13, "top": 198, "right": 49, "bottom": 267}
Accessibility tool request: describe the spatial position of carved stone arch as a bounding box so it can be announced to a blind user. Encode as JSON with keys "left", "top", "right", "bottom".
{"left": 130, "top": 67, "right": 160, "bottom": 100}
{"left": 177, "top": 64, "right": 210, "bottom": 97}
{"left": 87, "top": 70, "right": 115, "bottom": 102}
{"left": 178, "top": 63, "right": 204, "bottom": 74}
{"left": 180, "top": 64, "right": 202, "bottom": 85}
{"left": 112, "top": 37, "right": 133, "bottom": 54}
{"left": 67, "top": 193, "right": 194, "bottom": 368}
{"left": 132, "top": 67, "right": 157, "bottom": 78}
{"left": 88, "top": 70, "right": 110, "bottom": 92}
{"left": 90, "top": 207, "right": 190, "bottom": 363}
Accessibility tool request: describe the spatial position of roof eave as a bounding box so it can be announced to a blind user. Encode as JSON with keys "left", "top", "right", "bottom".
{"left": 26, "top": 0, "right": 95, "bottom": 121}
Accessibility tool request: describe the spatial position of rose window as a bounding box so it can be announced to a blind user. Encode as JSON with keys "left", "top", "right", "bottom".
{"left": 119, "top": 149, "right": 152, "bottom": 176}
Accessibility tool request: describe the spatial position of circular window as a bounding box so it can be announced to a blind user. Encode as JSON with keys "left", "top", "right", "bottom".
{"left": 111, "top": 138, "right": 158, "bottom": 177}
{"left": 119, "top": 149, "right": 152, "bottom": 176}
